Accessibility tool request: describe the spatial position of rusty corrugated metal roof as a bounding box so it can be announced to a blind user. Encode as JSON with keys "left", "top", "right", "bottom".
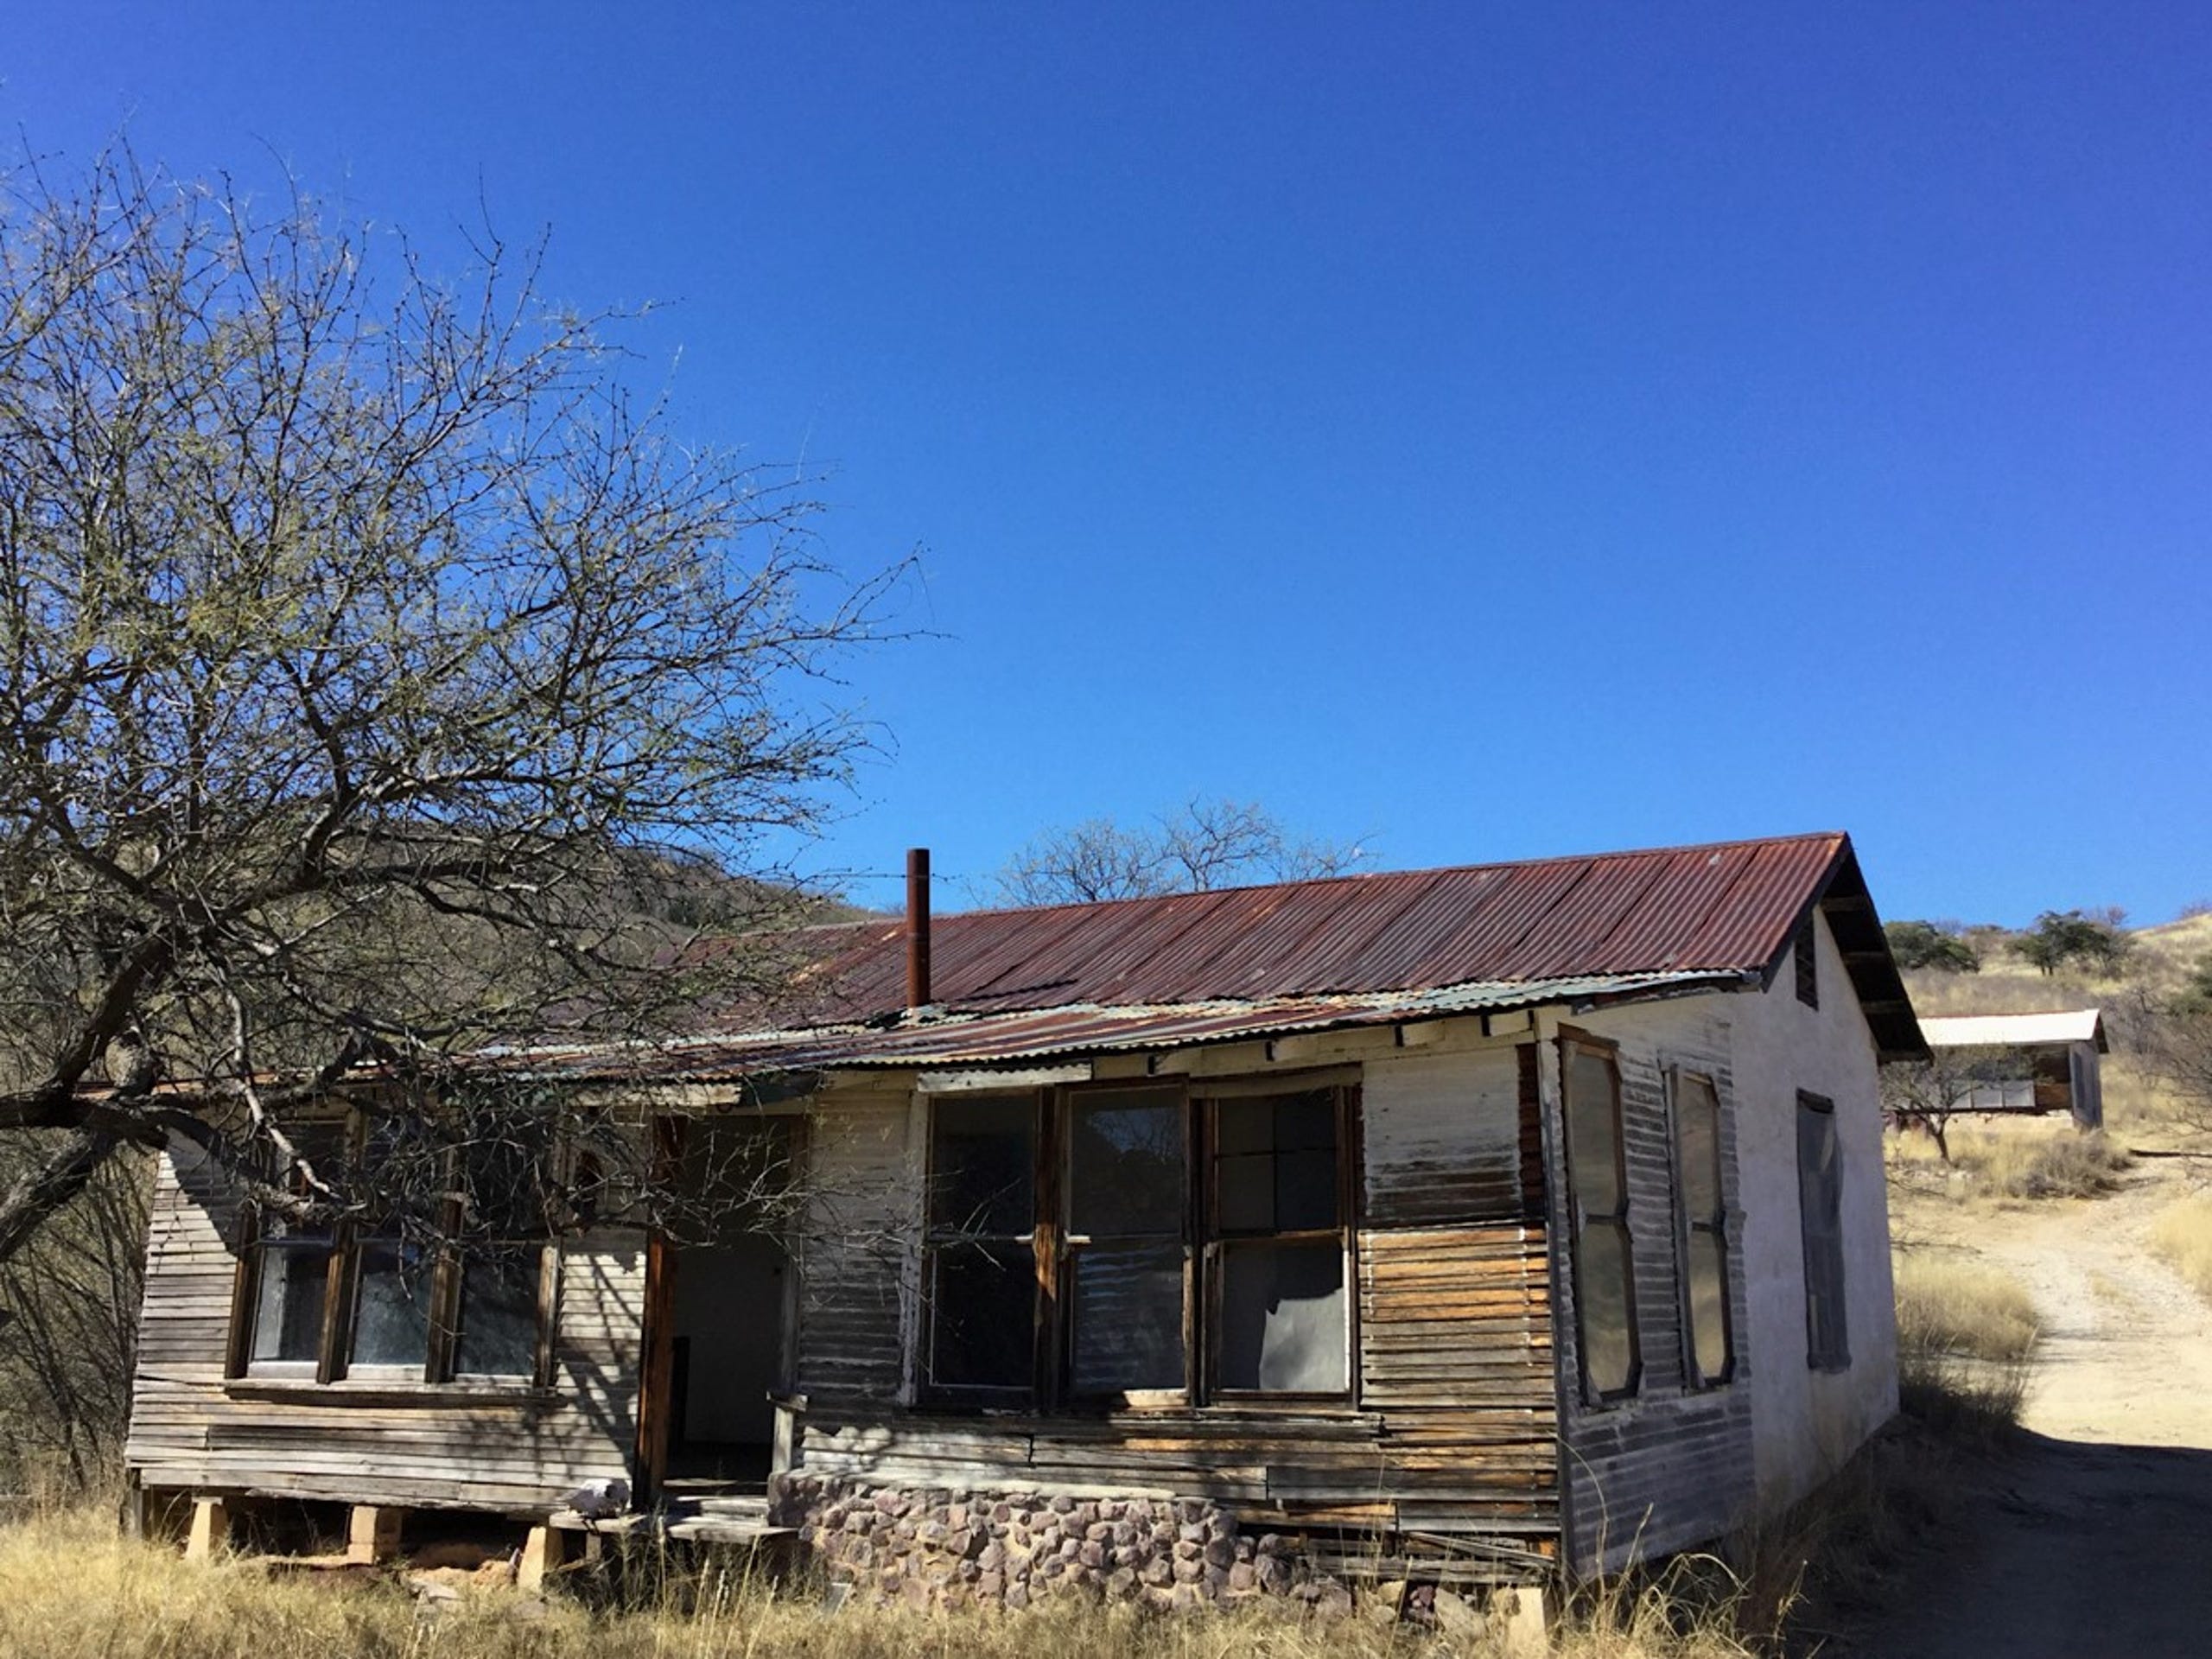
{"left": 475, "top": 831, "right": 1924, "bottom": 1084}
{"left": 773, "top": 832, "right": 1855, "bottom": 1020}
{"left": 485, "top": 970, "right": 1739, "bottom": 1084}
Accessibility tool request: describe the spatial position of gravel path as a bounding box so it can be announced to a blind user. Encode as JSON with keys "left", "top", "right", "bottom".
{"left": 1853, "top": 1159, "right": 2212, "bottom": 1657}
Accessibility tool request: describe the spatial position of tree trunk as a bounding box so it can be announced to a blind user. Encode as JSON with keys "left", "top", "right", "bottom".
{"left": 0, "top": 1128, "right": 119, "bottom": 1272}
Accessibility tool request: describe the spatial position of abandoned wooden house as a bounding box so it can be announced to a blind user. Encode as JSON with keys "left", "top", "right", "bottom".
{"left": 1915, "top": 1009, "right": 2107, "bottom": 1130}
{"left": 125, "top": 830, "right": 1926, "bottom": 1601}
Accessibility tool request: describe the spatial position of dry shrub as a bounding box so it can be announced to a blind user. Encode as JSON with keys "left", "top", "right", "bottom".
{"left": 1891, "top": 1249, "right": 2036, "bottom": 1448}
{"left": 1893, "top": 1255, "right": 2039, "bottom": 1363}
{"left": 1954, "top": 1128, "right": 2131, "bottom": 1201}
{"left": 2149, "top": 1194, "right": 2212, "bottom": 1304}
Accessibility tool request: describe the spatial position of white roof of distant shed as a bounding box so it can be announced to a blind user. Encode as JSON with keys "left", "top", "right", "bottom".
{"left": 1919, "top": 1009, "right": 2107, "bottom": 1052}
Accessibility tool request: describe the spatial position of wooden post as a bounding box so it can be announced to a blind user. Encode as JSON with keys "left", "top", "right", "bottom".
{"left": 184, "top": 1496, "right": 231, "bottom": 1562}
{"left": 346, "top": 1504, "right": 404, "bottom": 1564}
{"left": 518, "top": 1523, "right": 567, "bottom": 1592}
{"left": 1493, "top": 1585, "right": 1550, "bottom": 1656}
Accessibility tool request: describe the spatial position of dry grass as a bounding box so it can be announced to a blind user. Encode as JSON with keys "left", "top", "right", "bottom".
{"left": 1894, "top": 1255, "right": 2039, "bottom": 1363}
{"left": 1961, "top": 1128, "right": 2132, "bottom": 1200}
{"left": 0, "top": 1498, "right": 1774, "bottom": 1659}
{"left": 2149, "top": 1193, "right": 2212, "bottom": 1306}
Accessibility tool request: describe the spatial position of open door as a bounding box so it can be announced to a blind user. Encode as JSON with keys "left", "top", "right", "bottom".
{"left": 636, "top": 1113, "right": 798, "bottom": 1499}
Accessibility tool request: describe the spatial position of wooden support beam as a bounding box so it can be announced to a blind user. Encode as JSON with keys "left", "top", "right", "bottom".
{"left": 346, "top": 1504, "right": 404, "bottom": 1565}
{"left": 518, "top": 1523, "right": 566, "bottom": 1592}
{"left": 1491, "top": 1584, "right": 1550, "bottom": 1656}
{"left": 184, "top": 1497, "right": 231, "bottom": 1563}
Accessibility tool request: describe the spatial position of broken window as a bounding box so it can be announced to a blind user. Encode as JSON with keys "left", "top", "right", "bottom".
{"left": 919, "top": 1077, "right": 1356, "bottom": 1408}
{"left": 1797, "top": 1092, "right": 1848, "bottom": 1371}
{"left": 1208, "top": 1088, "right": 1349, "bottom": 1396}
{"left": 232, "top": 1107, "right": 558, "bottom": 1387}
{"left": 1066, "top": 1086, "right": 1187, "bottom": 1397}
{"left": 924, "top": 1094, "right": 1039, "bottom": 1396}
{"left": 1673, "top": 1071, "right": 1732, "bottom": 1386}
{"left": 1563, "top": 1036, "right": 1639, "bottom": 1400}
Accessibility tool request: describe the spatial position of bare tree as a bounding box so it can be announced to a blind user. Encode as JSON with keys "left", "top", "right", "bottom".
{"left": 995, "top": 798, "right": 1363, "bottom": 906}
{"left": 0, "top": 146, "right": 903, "bottom": 1267}
{"left": 1879, "top": 1046, "right": 2020, "bottom": 1163}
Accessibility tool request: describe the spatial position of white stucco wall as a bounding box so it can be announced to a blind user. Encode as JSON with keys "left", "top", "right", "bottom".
{"left": 1728, "top": 908, "right": 1899, "bottom": 1506}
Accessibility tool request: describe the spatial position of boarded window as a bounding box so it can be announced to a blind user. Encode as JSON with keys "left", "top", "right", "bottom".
{"left": 1674, "top": 1071, "right": 1732, "bottom": 1385}
{"left": 1794, "top": 913, "right": 1819, "bottom": 1008}
{"left": 1563, "top": 1039, "right": 1638, "bottom": 1400}
{"left": 925, "top": 1094, "right": 1038, "bottom": 1395}
{"left": 1066, "top": 1086, "right": 1187, "bottom": 1395}
{"left": 1211, "top": 1088, "right": 1349, "bottom": 1395}
{"left": 1797, "top": 1092, "right": 1848, "bottom": 1370}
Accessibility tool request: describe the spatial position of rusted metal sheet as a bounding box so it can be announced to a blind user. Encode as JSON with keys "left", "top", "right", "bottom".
{"left": 788, "top": 834, "right": 1851, "bottom": 1015}
{"left": 485, "top": 971, "right": 1732, "bottom": 1084}
{"left": 487, "top": 832, "right": 1925, "bottom": 1079}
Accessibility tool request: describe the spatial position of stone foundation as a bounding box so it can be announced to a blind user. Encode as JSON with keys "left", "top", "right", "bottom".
{"left": 768, "top": 1473, "right": 1346, "bottom": 1612}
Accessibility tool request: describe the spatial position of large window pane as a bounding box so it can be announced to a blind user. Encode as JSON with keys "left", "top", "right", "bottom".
{"left": 1069, "top": 1091, "right": 1182, "bottom": 1236}
{"left": 251, "top": 1238, "right": 331, "bottom": 1363}
{"left": 1213, "top": 1091, "right": 1338, "bottom": 1235}
{"left": 1071, "top": 1243, "right": 1185, "bottom": 1392}
{"left": 930, "top": 1243, "right": 1034, "bottom": 1390}
{"left": 1796, "top": 1096, "right": 1847, "bottom": 1370}
{"left": 1217, "top": 1241, "right": 1347, "bottom": 1393}
{"left": 930, "top": 1096, "right": 1035, "bottom": 1237}
{"left": 1578, "top": 1223, "right": 1636, "bottom": 1395}
{"left": 1565, "top": 1050, "right": 1623, "bottom": 1214}
{"left": 1686, "top": 1230, "right": 1730, "bottom": 1382}
{"left": 1677, "top": 1075, "right": 1721, "bottom": 1220}
{"left": 454, "top": 1244, "right": 543, "bottom": 1377}
{"left": 353, "top": 1241, "right": 434, "bottom": 1370}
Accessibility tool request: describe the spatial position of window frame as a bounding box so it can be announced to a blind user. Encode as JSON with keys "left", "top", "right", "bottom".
{"left": 1559, "top": 1030, "right": 1641, "bottom": 1405}
{"left": 918, "top": 1090, "right": 1046, "bottom": 1407}
{"left": 1793, "top": 912, "right": 1820, "bottom": 1008}
{"left": 1669, "top": 1066, "right": 1734, "bottom": 1389}
{"left": 228, "top": 1108, "right": 562, "bottom": 1389}
{"left": 916, "top": 1073, "right": 1360, "bottom": 1413}
{"left": 1796, "top": 1090, "right": 1850, "bottom": 1373}
{"left": 1198, "top": 1080, "right": 1358, "bottom": 1405}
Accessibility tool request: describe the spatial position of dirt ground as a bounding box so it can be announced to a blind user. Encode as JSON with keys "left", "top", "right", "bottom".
{"left": 1850, "top": 1141, "right": 2212, "bottom": 1657}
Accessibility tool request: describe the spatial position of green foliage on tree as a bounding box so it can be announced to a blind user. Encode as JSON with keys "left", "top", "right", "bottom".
{"left": 2011, "top": 910, "right": 2132, "bottom": 978}
{"left": 1885, "top": 920, "right": 1982, "bottom": 974}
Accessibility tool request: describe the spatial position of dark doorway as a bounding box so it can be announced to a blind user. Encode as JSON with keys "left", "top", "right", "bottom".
{"left": 644, "top": 1113, "right": 798, "bottom": 1492}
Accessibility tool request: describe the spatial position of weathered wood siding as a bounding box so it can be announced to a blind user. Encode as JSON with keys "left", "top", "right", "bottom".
{"left": 791, "top": 1040, "right": 1559, "bottom": 1564}
{"left": 124, "top": 1141, "right": 641, "bottom": 1511}
{"left": 1543, "top": 1002, "right": 1758, "bottom": 1573}
{"left": 791, "top": 1088, "right": 916, "bottom": 1406}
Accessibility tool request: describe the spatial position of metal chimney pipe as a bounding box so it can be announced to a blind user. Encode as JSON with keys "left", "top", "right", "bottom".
{"left": 906, "top": 848, "right": 931, "bottom": 1009}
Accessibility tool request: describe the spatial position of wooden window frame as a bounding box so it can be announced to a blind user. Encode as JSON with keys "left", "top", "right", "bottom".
{"left": 1198, "top": 1079, "right": 1359, "bottom": 1406}
{"left": 1057, "top": 1078, "right": 1193, "bottom": 1409}
{"left": 1669, "top": 1067, "right": 1734, "bottom": 1389}
{"left": 918, "top": 1090, "right": 1046, "bottom": 1408}
{"left": 916, "top": 1075, "right": 1361, "bottom": 1414}
{"left": 1559, "top": 1030, "right": 1641, "bottom": 1405}
{"left": 1796, "top": 1090, "right": 1850, "bottom": 1373}
{"left": 227, "top": 1107, "right": 562, "bottom": 1390}
{"left": 1794, "top": 912, "right": 1820, "bottom": 1008}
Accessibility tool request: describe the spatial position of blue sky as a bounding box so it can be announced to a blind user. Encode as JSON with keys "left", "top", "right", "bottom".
{"left": 11, "top": 3, "right": 2209, "bottom": 925}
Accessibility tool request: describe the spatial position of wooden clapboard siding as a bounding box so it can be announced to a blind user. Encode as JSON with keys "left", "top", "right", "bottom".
{"left": 125, "top": 1141, "right": 641, "bottom": 1512}
{"left": 789, "top": 1044, "right": 1561, "bottom": 1561}
{"left": 1548, "top": 1007, "right": 1758, "bottom": 1572}
{"left": 792, "top": 1090, "right": 913, "bottom": 1404}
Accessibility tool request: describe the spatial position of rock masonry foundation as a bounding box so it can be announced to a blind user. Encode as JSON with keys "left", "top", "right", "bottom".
{"left": 768, "top": 1473, "right": 1344, "bottom": 1613}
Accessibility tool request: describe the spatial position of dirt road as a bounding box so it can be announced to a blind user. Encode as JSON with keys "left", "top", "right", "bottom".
{"left": 1856, "top": 1159, "right": 2212, "bottom": 1657}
